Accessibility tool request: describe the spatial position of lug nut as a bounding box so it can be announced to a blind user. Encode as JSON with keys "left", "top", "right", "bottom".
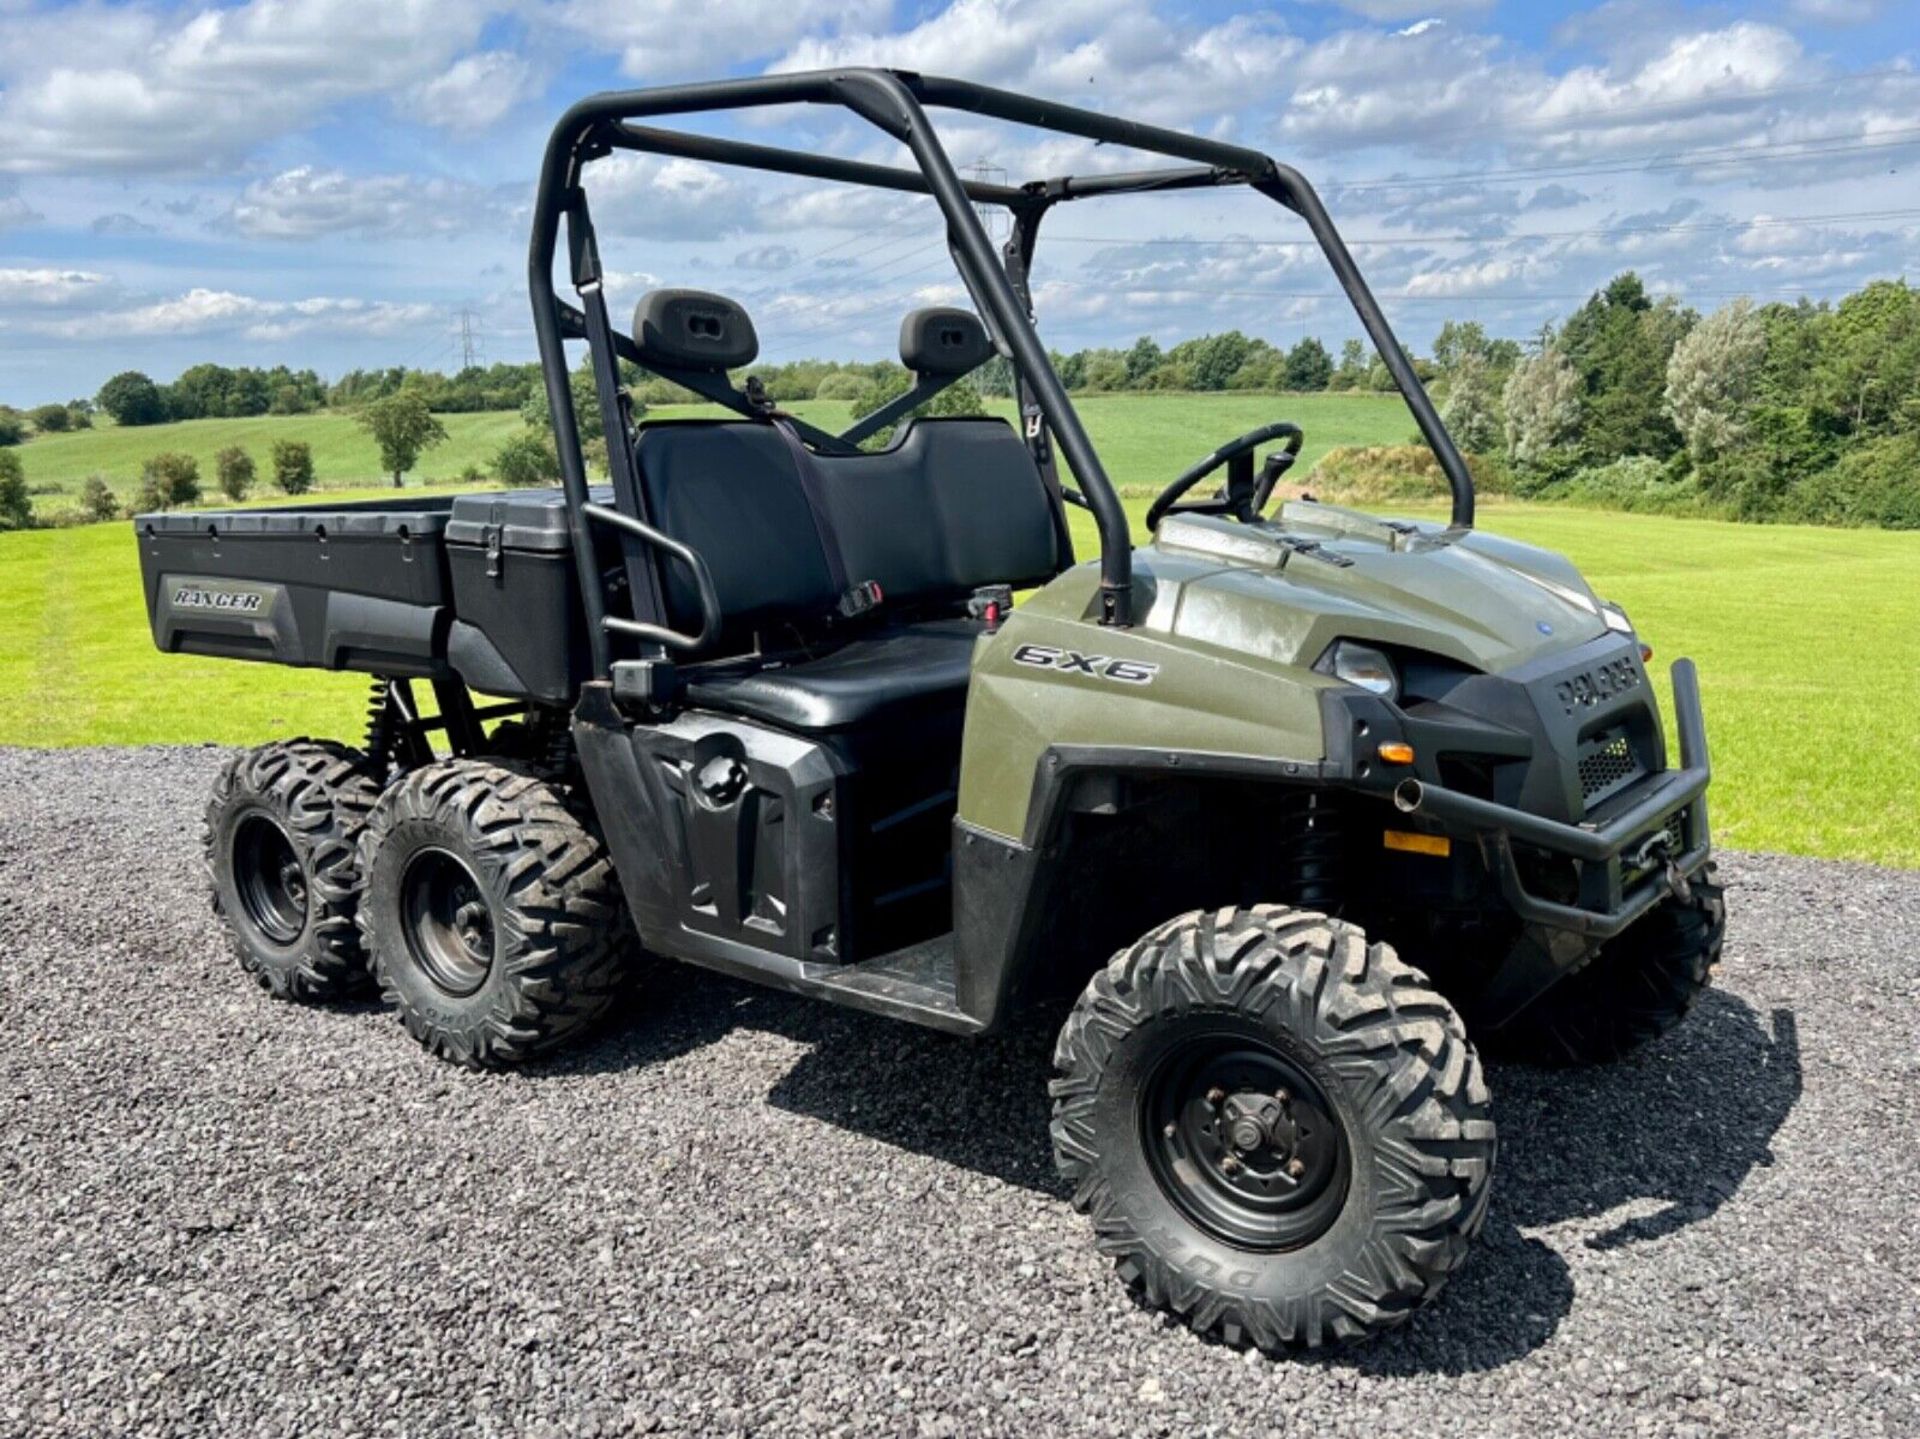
{"left": 1274, "top": 1088, "right": 1290, "bottom": 1104}
{"left": 1205, "top": 1087, "right": 1226, "bottom": 1106}
{"left": 1163, "top": 1123, "right": 1177, "bottom": 1139}
{"left": 1221, "top": 1155, "right": 1243, "bottom": 1175}
{"left": 1286, "top": 1158, "right": 1306, "bottom": 1178}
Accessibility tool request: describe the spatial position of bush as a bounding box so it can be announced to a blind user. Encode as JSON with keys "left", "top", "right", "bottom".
{"left": 1787, "top": 435, "right": 1920, "bottom": 529}
{"left": 78, "top": 475, "right": 120, "bottom": 523}
{"left": 215, "top": 446, "right": 256, "bottom": 502}
{"left": 812, "top": 371, "right": 868, "bottom": 401}
{"left": 0, "top": 408, "right": 24, "bottom": 446}
{"left": 28, "top": 403, "right": 71, "bottom": 435}
{"left": 270, "top": 439, "right": 315, "bottom": 495}
{"left": 135, "top": 452, "right": 201, "bottom": 512}
{"left": 457, "top": 463, "right": 486, "bottom": 485}
{"left": 0, "top": 449, "right": 29, "bottom": 530}
{"left": 492, "top": 429, "right": 561, "bottom": 488}
{"left": 1304, "top": 445, "right": 1505, "bottom": 505}
{"left": 1556, "top": 456, "right": 1707, "bottom": 516}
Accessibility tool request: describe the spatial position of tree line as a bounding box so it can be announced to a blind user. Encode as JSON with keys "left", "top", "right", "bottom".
{"left": 3, "top": 271, "right": 1913, "bottom": 531}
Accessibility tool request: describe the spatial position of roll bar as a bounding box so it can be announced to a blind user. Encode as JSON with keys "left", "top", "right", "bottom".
{"left": 528, "top": 68, "right": 1476, "bottom": 677}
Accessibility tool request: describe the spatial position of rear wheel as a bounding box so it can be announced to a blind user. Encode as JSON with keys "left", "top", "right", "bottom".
{"left": 357, "top": 759, "right": 629, "bottom": 1068}
{"left": 1490, "top": 871, "right": 1725, "bottom": 1066}
{"left": 1051, "top": 905, "right": 1495, "bottom": 1351}
{"left": 204, "top": 740, "right": 385, "bottom": 1000}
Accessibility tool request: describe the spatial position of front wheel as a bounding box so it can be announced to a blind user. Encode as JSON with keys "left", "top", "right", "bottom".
{"left": 1050, "top": 906, "right": 1495, "bottom": 1351}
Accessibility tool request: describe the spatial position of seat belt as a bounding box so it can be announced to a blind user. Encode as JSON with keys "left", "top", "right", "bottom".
{"left": 745, "top": 377, "right": 883, "bottom": 620}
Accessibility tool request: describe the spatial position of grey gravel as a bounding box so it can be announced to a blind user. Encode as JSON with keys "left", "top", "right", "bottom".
{"left": 2, "top": 744, "right": 1917, "bottom": 1438}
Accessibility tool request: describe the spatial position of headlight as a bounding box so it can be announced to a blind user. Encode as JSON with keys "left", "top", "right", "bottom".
{"left": 1599, "top": 601, "right": 1633, "bottom": 636}
{"left": 1319, "top": 640, "right": 1399, "bottom": 700}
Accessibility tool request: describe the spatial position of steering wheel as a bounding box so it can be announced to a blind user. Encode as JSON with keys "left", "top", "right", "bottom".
{"left": 1145, "top": 421, "right": 1304, "bottom": 532}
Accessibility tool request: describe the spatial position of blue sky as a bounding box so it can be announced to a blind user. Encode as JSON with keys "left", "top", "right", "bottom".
{"left": 1, "top": 0, "right": 1916, "bottom": 404}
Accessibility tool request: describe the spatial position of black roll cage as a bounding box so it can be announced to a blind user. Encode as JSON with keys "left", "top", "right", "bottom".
{"left": 529, "top": 68, "right": 1475, "bottom": 676}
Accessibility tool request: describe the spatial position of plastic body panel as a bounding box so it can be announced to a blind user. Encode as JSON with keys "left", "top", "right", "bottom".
{"left": 133, "top": 488, "right": 608, "bottom": 702}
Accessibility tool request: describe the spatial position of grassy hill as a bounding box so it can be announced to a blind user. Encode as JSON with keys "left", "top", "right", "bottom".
{"left": 10, "top": 390, "right": 1412, "bottom": 517}
{"left": 1, "top": 487, "right": 1915, "bottom": 866}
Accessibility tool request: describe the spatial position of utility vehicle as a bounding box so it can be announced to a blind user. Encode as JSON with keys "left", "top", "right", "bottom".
{"left": 136, "top": 70, "right": 1722, "bottom": 1351}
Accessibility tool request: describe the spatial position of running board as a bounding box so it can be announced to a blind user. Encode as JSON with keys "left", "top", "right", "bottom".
{"left": 650, "top": 928, "right": 981, "bottom": 1035}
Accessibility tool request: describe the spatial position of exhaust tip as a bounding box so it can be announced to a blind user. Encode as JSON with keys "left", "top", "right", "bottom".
{"left": 1392, "top": 778, "right": 1424, "bottom": 814}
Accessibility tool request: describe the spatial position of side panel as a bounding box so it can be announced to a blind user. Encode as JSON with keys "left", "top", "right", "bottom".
{"left": 956, "top": 593, "right": 1335, "bottom": 844}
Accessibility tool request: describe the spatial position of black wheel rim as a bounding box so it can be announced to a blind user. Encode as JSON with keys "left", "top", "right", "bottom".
{"left": 1141, "top": 1030, "right": 1351, "bottom": 1252}
{"left": 232, "top": 814, "right": 308, "bottom": 946}
{"left": 399, "top": 848, "right": 495, "bottom": 997}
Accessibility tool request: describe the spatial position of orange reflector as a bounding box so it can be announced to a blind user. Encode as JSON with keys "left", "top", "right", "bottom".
{"left": 1376, "top": 741, "right": 1416, "bottom": 765}
{"left": 1384, "top": 830, "right": 1451, "bottom": 858}
{"left": 1639, "top": 642, "right": 1654, "bottom": 663}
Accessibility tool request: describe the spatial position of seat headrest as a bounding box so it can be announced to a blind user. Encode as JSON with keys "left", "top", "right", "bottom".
{"left": 633, "top": 289, "right": 759, "bottom": 372}
{"left": 900, "top": 307, "right": 991, "bottom": 376}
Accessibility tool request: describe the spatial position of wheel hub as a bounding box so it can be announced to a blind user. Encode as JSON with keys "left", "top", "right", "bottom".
{"left": 1143, "top": 1035, "right": 1351, "bottom": 1252}
{"left": 399, "top": 848, "right": 496, "bottom": 998}
{"left": 232, "top": 813, "right": 308, "bottom": 947}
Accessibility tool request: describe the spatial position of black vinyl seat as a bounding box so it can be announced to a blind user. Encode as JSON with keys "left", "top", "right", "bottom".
{"left": 684, "top": 619, "right": 979, "bottom": 732}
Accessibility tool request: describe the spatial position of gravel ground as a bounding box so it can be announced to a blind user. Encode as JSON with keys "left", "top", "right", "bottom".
{"left": 2, "top": 745, "right": 1917, "bottom": 1438}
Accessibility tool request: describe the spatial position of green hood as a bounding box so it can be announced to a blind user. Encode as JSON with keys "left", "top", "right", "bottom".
{"left": 1134, "top": 501, "right": 1610, "bottom": 675}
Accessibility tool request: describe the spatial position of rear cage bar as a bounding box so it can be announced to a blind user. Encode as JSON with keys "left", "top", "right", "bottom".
{"left": 528, "top": 68, "right": 1477, "bottom": 678}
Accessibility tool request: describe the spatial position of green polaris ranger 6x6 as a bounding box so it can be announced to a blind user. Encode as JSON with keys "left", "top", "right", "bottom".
{"left": 135, "top": 70, "right": 1721, "bottom": 1352}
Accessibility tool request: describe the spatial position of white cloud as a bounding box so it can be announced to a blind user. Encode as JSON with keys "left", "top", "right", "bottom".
{"left": 1330, "top": 1, "right": 1492, "bottom": 18}
{"left": 588, "top": 154, "right": 758, "bottom": 240}
{"left": 403, "top": 50, "right": 540, "bottom": 131}
{"left": 0, "top": 0, "right": 496, "bottom": 174}
{"left": 225, "top": 166, "right": 514, "bottom": 240}
{"left": 31, "top": 286, "right": 437, "bottom": 340}
{"left": 0, "top": 177, "right": 37, "bottom": 229}
{"left": 556, "top": 0, "right": 888, "bottom": 80}
{"left": 0, "top": 268, "right": 112, "bottom": 306}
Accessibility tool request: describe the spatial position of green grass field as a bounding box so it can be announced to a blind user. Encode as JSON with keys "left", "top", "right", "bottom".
{"left": 12, "top": 390, "right": 1412, "bottom": 516}
{"left": 1, "top": 474, "right": 1914, "bottom": 864}
{"left": 14, "top": 410, "right": 528, "bottom": 512}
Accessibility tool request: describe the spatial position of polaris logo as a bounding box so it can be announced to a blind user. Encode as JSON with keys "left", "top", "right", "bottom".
{"left": 172, "top": 584, "right": 268, "bottom": 615}
{"left": 1012, "top": 643, "right": 1159, "bottom": 686}
{"left": 1555, "top": 655, "right": 1640, "bottom": 714}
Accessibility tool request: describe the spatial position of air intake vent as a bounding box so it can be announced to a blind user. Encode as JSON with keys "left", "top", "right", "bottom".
{"left": 1577, "top": 729, "right": 1644, "bottom": 808}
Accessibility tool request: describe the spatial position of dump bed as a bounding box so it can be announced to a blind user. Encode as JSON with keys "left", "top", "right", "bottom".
{"left": 135, "top": 488, "right": 608, "bottom": 703}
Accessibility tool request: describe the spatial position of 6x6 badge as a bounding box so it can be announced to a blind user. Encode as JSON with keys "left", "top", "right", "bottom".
{"left": 1011, "top": 643, "right": 1159, "bottom": 686}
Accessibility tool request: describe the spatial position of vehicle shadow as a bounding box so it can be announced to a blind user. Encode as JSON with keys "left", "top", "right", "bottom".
{"left": 563, "top": 974, "right": 1801, "bottom": 1375}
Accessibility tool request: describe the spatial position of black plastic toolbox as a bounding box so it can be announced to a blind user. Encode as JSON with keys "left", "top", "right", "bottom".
{"left": 134, "top": 487, "right": 611, "bottom": 702}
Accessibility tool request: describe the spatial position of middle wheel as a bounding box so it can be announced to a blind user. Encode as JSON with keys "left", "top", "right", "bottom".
{"left": 357, "top": 759, "right": 630, "bottom": 1068}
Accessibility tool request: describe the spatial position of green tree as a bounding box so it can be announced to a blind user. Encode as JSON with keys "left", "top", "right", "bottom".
{"left": 1329, "top": 338, "right": 1368, "bottom": 391}
{"left": 97, "top": 371, "right": 170, "bottom": 426}
{"left": 493, "top": 429, "right": 562, "bottom": 488}
{"left": 270, "top": 439, "right": 315, "bottom": 495}
{"left": 0, "top": 449, "right": 29, "bottom": 530}
{"left": 1666, "top": 297, "right": 1767, "bottom": 463}
{"left": 135, "top": 452, "right": 201, "bottom": 511}
{"left": 356, "top": 392, "right": 448, "bottom": 487}
{"left": 1124, "top": 336, "right": 1163, "bottom": 386}
{"left": 0, "top": 408, "right": 24, "bottom": 446}
{"left": 28, "top": 403, "right": 71, "bottom": 434}
{"left": 215, "top": 445, "right": 256, "bottom": 502}
{"left": 1442, "top": 354, "right": 1502, "bottom": 454}
{"left": 78, "top": 475, "right": 120, "bottom": 523}
{"left": 1502, "top": 343, "right": 1581, "bottom": 474}
{"left": 1815, "top": 279, "right": 1920, "bottom": 436}
{"left": 847, "top": 371, "right": 985, "bottom": 448}
{"left": 1558, "top": 272, "right": 1695, "bottom": 462}
{"left": 1283, "top": 337, "right": 1333, "bottom": 391}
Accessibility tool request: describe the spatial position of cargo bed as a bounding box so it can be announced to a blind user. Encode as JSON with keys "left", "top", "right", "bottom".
{"left": 135, "top": 488, "right": 610, "bottom": 703}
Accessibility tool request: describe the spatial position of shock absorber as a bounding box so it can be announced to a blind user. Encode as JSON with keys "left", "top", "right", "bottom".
{"left": 364, "top": 678, "right": 399, "bottom": 770}
{"left": 1274, "top": 790, "right": 1348, "bottom": 913}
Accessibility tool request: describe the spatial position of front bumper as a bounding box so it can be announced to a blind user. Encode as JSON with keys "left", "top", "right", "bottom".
{"left": 1392, "top": 657, "right": 1712, "bottom": 943}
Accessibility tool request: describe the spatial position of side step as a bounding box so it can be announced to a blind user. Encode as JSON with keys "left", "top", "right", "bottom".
{"left": 814, "top": 936, "right": 968, "bottom": 1030}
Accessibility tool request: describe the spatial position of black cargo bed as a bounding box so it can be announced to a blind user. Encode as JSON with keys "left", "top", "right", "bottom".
{"left": 135, "top": 488, "right": 607, "bottom": 702}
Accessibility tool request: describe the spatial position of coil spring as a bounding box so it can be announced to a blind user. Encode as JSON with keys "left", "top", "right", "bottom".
{"left": 1272, "top": 790, "right": 1348, "bottom": 913}
{"left": 363, "top": 678, "right": 400, "bottom": 769}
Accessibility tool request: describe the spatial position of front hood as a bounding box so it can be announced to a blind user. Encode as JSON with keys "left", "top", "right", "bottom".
{"left": 1137, "top": 501, "right": 1610, "bottom": 674}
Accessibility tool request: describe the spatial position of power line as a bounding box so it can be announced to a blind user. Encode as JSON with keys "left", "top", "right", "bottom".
{"left": 1376, "top": 63, "right": 1920, "bottom": 147}
{"left": 1328, "top": 127, "right": 1920, "bottom": 197}
{"left": 1046, "top": 205, "right": 1920, "bottom": 251}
